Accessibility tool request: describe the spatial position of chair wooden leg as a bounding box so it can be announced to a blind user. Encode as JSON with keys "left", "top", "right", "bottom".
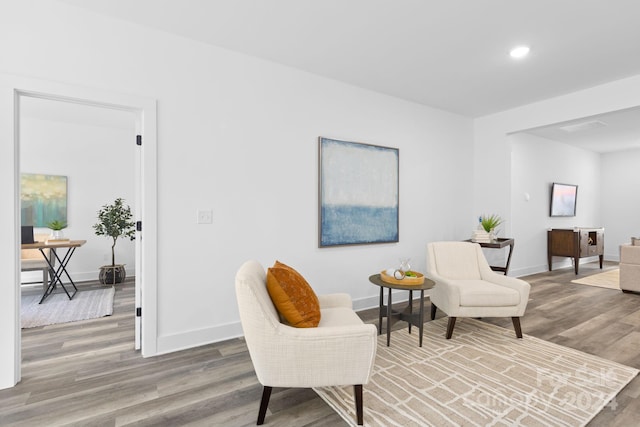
{"left": 512, "top": 317, "right": 523, "bottom": 338}
{"left": 430, "top": 303, "right": 437, "bottom": 320}
{"left": 446, "top": 317, "right": 456, "bottom": 339}
{"left": 257, "top": 386, "right": 272, "bottom": 425}
{"left": 354, "top": 384, "right": 363, "bottom": 425}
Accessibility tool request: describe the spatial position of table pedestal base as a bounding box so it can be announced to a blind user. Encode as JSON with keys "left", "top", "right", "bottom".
{"left": 378, "top": 288, "right": 425, "bottom": 347}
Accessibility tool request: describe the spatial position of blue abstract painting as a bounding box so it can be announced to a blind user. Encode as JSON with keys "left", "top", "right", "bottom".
{"left": 319, "top": 137, "right": 398, "bottom": 247}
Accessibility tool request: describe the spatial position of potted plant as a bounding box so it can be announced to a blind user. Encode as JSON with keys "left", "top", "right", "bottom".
{"left": 480, "top": 214, "right": 503, "bottom": 241}
{"left": 93, "top": 198, "right": 135, "bottom": 284}
{"left": 46, "top": 219, "right": 67, "bottom": 240}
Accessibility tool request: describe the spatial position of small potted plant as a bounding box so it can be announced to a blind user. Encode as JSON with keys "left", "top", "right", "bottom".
{"left": 47, "top": 219, "right": 67, "bottom": 240}
{"left": 93, "top": 198, "right": 135, "bottom": 284}
{"left": 480, "top": 214, "right": 503, "bottom": 241}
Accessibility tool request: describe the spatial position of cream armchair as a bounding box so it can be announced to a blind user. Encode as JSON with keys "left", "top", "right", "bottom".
{"left": 426, "top": 241, "right": 531, "bottom": 339}
{"left": 235, "top": 260, "right": 377, "bottom": 425}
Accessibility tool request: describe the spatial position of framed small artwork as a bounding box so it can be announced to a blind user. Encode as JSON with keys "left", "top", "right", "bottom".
{"left": 21, "top": 173, "right": 68, "bottom": 227}
{"left": 318, "top": 137, "right": 399, "bottom": 247}
{"left": 550, "top": 182, "right": 578, "bottom": 217}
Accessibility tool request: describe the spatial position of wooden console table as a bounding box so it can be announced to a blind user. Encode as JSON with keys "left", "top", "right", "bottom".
{"left": 547, "top": 228, "right": 604, "bottom": 274}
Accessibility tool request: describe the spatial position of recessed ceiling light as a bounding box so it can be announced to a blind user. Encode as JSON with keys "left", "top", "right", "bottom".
{"left": 510, "top": 45, "right": 530, "bottom": 59}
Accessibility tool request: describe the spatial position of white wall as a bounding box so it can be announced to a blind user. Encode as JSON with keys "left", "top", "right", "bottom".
{"left": 510, "top": 133, "right": 602, "bottom": 275}
{"left": 0, "top": 0, "right": 474, "bottom": 386}
{"left": 602, "top": 148, "right": 640, "bottom": 255}
{"left": 20, "top": 114, "right": 136, "bottom": 283}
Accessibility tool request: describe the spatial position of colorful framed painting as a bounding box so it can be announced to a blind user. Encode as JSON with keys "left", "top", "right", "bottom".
{"left": 318, "top": 137, "right": 399, "bottom": 247}
{"left": 21, "top": 173, "right": 68, "bottom": 227}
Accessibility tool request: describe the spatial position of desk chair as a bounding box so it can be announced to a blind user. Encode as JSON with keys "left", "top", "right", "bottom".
{"left": 21, "top": 233, "right": 52, "bottom": 291}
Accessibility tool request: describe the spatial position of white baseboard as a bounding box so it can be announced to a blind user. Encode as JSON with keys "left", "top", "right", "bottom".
{"left": 156, "top": 321, "right": 244, "bottom": 356}
{"left": 605, "top": 252, "right": 620, "bottom": 262}
{"left": 154, "top": 290, "right": 423, "bottom": 356}
{"left": 352, "top": 294, "right": 380, "bottom": 311}
{"left": 352, "top": 290, "right": 431, "bottom": 312}
{"left": 509, "top": 264, "right": 549, "bottom": 278}
{"left": 510, "top": 256, "right": 617, "bottom": 278}
{"left": 20, "top": 270, "right": 118, "bottom": 285}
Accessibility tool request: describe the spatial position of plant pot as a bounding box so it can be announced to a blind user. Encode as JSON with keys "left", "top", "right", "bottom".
{"left": 50, "top": 230, "right": 64, "bottom": 240}
{"left": 99, "top": 264, "right": 126, "bottom": 285}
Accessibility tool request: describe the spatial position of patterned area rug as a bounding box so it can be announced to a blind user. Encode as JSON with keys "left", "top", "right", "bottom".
{"left": 314, "top": 318, "right": 638, "bottom": 426}
{"left": 21, "top": 287, "right": 115, "bottom": 328}
{"left": 571, "top": 269, "right": 620, "bottom": 290}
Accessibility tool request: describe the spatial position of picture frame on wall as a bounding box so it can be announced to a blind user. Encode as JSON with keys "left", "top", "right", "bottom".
{"left": 549, "top": 182, "right": 578, "bottom": 217}
{"left": 318, "top": 137, "right": 399, "bottom": 247}
{"left": 20, "top": 173, "right": 68, "bottom": 227}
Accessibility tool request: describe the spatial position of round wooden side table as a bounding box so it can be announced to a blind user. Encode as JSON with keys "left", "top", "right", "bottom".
{"left": 368, "top": 274, "right": 435, "bottom": 347}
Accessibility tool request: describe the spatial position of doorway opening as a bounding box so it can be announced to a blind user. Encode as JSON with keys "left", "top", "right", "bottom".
{"left": 9, "top": 80, "right": 158, "bottom": 386}
{"left": 19, "top": 95, "right": 137, "bottom": 333}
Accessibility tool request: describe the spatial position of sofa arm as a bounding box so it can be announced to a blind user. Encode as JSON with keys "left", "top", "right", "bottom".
{"left": 621, "top": 245, "right": 640, "bottom": 264}
{"left": 620, "top": 263, "right": 640, "bottom": 292}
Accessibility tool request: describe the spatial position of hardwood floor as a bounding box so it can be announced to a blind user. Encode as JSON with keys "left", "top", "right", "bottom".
{"left": 1, "top": 262, "right": 639, "bottom": 426}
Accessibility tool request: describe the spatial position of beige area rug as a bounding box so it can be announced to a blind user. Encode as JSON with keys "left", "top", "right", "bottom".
{"left": 314, "top": 318, "right": 638, "bottom": 427}
{"left": 21, "top": 287, "right": 115, "bottom": 328}
{"left": 571, "top": 269, "right": 620, "bottom": 290}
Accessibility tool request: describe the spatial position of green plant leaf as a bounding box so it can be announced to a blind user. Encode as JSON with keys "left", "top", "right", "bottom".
{"left": 47, "top": 219, "right": 67, "bottom": 230}
{"left": 480, "top": 214, "right": 503, "bottom": 232}
{"left": 94, "top": 198, "right": 136, "bottom": 266}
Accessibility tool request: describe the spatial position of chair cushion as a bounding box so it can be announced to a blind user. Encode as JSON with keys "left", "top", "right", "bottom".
{"left": 318, "top": 307, "right": 364, "bottom": 328}
{"left": 457, "top": 280, "right": 521, "bottom": 307}
{"left": 266, "top": 261, "right": 321, "bottom": 328}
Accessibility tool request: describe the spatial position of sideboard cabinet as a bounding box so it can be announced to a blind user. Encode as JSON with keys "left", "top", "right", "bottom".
{"left": 547, "top": 228, "right": 604, "bottom": 274}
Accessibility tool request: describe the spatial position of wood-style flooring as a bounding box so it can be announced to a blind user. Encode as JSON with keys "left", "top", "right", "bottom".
{"left": 1, "top": 262, "right": 639, "bottom": 426}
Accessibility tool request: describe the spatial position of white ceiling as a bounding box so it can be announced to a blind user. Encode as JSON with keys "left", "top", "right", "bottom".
{"left": 521, "top": 107, "right": 640, "bottom": 153}
{"left": 55, "top": 0, "right": 640, "bottom": 152}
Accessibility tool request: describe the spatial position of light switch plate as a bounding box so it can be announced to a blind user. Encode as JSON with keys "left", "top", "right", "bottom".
{"left": 197, "top": 209, "right": 212, "bottom": 224}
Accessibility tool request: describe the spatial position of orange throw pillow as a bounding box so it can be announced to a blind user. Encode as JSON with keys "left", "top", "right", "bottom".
{"left": 266, "top": 261, "right": 321, "bottom": 328}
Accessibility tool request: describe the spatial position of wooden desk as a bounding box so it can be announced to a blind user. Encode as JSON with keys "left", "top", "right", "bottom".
{"left": 21, "top": 240, "right": 87, "bottom": 303}
{"left": 465, "top": 238, "right": 515, "bottom": 275}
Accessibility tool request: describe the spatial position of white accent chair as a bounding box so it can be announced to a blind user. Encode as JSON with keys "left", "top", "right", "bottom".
{"left": 620, "top": 244, "right": 640, "bottom": 293}
{"left": 235, "top": 260, "right": 377, "bottom": 425}
{"left": 426, "top": 241, "right": 531, "bottom": 339}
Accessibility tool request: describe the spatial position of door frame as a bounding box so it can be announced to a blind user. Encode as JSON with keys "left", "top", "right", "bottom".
{"left": 0, "top": 74, "right": 158, "bottom": 388}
